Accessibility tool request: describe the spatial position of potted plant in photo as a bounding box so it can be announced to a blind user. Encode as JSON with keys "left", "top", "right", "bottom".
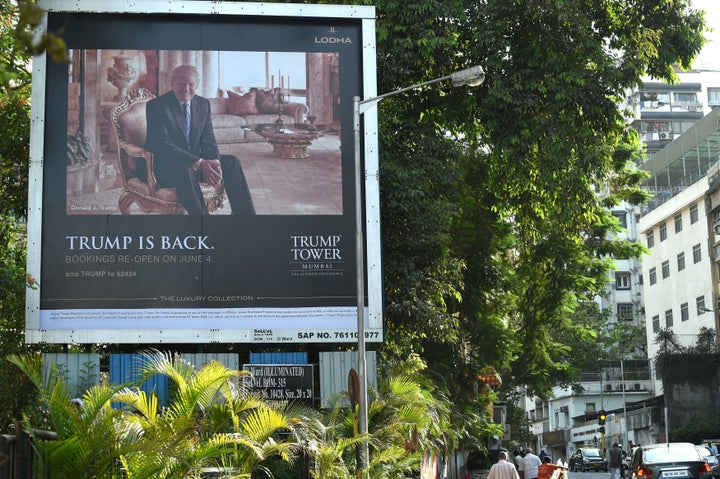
{"left": 66, "top": 129, "right": 98, "bottom": 196}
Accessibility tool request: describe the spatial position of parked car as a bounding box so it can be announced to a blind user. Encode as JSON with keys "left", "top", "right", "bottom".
{"left": 569, "top": 447, "right": 608, "bottom": 472}
{"left": 696, "top": 445, "right": 720, "bottom": 478}
{"left": 627, "top": 442, "right": 712, "bottom": 479}
{"left": 462, "top": 450, "right": 503, "bottom": 479}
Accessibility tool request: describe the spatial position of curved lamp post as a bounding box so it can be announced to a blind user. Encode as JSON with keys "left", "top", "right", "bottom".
{"left": 352, "top": 64, "right": 486, "bottom": 474}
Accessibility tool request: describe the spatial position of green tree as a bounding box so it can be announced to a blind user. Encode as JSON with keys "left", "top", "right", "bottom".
{"left": 0, "top": 216, "right": 44, "bottom": 432}
{"left": 374, "top": 0, "right": 704, "bottom": 405}
{"left": 0, "top": 2, "right": 43, "bottom": 424}
{"left": 560, "top": 301, "right": 648, "bottom": 376}
{"left": 1, "top": 0, "right": 32, "bottom": 217}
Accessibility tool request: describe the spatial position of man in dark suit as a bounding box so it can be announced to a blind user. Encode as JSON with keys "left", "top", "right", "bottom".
{"left": 145, "top": 64, "right": 255, "bottom": 215}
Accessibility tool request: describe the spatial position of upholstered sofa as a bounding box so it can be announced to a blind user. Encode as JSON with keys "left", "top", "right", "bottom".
{"left": 209, "top": 88, "right": 309, "bottom": 144}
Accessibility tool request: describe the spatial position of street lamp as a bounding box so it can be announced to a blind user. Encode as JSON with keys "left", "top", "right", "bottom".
{"left": 352, "top": 64, "right": 485, "bottom": 473}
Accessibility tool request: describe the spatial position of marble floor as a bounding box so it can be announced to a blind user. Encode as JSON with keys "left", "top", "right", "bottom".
{"left": 66, "top": 132, "right": 343, "bottom": 215}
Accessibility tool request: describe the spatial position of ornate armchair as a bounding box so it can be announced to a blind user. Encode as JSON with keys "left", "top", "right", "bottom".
{"left": 111, "top": 88, "right": 224, "bottom": 214}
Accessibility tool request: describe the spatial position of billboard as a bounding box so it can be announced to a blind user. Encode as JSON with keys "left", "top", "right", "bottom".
{"left": 25, "top": 1, "right": 382, "bottom": 344}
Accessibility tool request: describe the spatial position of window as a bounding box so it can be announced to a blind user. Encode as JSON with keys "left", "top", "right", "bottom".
{"left": 652, "top": 315, "right": 660, "bottom": 333}
{"left": 659, "top": 223, "right": 667, "bottom": 241}
{"left": 585, "top": 403, "right": 596, "bottom": 412}
{"left": 674, "top": 92, "right": 698, "bottom": 106}
{"left": 647, "top": 231, "right": 655, "bottom": 248}
{"left": 677, "top": 252, "right": 685, "bottom": 271}
{"left": 617, "top": 303, "right": 634, "bottom": 321}
{"left": 637, "top": 120, "right": 672, "bottom": 141}
{"left": 661, "top": 260, "right": 670, "bottom": 279}
{"left": 649, "top": 267, "right": 657, "bottom": 285}
{"left": 218, "top": 51, "right": 308, "bottom": 101}
{"left": 640, "top": 91, "right": 670, "bottom": 107}
{"left": 690, "top": 204, "right": 699, "bottom": 224}
{"left": 697, "top": 296, "right": 706, "bottom": 315}
{"left": 674, "top": 213, "right": 682, "bottom": 233}
{"left": 665, "top": 309, "right": 673, "bottom": 327}
{"left": 615, "top": 272, "right": 631, "bottom": 290}
{"left": 693, "top": 243, "right": 702, "bottom": 263}
{"left": 681, "top": 303, "right": 689, "bottom": 322}
{"left": 614, "top": 211, "right": 627, "bottom": 229}
{"left": 709, "top": 88, "right": 720, "bottom": 107}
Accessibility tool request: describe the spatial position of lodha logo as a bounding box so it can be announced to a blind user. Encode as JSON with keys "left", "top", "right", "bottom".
{"left": 315, "top": 36, "right": 352, "bottom": 44}
{"left": 315, "top": 26, "right": 352, "bottom": 44}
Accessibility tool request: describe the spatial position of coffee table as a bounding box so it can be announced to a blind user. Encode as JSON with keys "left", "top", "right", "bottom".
{"left": 250, "top": 123, "right": 320, "bottom": 159}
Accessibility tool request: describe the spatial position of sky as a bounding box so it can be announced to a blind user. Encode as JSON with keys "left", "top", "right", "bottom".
{"left": 692, "top": 0, "right": 720, "bottom": 70}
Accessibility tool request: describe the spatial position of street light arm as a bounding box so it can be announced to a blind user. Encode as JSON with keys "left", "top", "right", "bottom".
{"left": 357, "top": 65, "right": 485, "bottom": 115}
{"left": 357, "top": 74, "right": 451, "bottom": 114}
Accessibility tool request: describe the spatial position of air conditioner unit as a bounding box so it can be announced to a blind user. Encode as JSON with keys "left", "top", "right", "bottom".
{"left": 605, "top": 384, "right": 613, "bottom": 391}
{"left": 615, "top": 383, "right": 624, "bottom": 391}
{"left": 659, "top": 132, "right": 668, "bottom": 139}
{"left": 634, "top": 383, "right": 641, "bottom": 390}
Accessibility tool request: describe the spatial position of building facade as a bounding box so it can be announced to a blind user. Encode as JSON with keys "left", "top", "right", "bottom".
{"left": 639, "top": 108, "right": 720, "bottom": 394}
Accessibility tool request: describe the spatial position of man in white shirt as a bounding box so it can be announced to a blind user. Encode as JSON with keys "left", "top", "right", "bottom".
{"left": 523, "top": 448, "right": 542, "bottom": 479}
{"left": 489, "top": 451, "right": 521, "bottom": 479}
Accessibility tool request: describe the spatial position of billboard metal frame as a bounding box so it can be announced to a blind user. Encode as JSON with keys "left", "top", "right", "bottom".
{"left": 25, "top": 0, "right": 381, "bottom": 344}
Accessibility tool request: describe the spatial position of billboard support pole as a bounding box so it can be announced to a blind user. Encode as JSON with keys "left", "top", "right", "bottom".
{"left": 352, "top": 64, "right": 485, "bottom": 476}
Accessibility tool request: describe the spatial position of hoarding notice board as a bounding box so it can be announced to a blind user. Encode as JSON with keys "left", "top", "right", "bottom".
{"left": 25, "top": 2, "right": 382, "bottom": 344}
{"left": 243, "top": 364, "right": 314, "bottom": 402}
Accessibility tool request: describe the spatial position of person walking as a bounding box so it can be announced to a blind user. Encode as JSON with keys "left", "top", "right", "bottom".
{"left": 515, "top": 450, "right": 525, "bottom": 479}
{"left": 523, "top": 448, "right": 542, "bottom": 479}
{"left": 609, "top": 443, "right": 624, "bottom": 479}
{"left": 488, "top": 451, "right": 521, "bottom": 479}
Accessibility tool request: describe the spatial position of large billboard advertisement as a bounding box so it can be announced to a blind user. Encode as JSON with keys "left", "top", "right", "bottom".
{"left": 25, "top": 1, "right": 382, "bottom": 344}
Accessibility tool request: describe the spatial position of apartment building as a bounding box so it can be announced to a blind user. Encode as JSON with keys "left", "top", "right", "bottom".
{"left": 638, "top": 108, "right": 720, "bottom": 393}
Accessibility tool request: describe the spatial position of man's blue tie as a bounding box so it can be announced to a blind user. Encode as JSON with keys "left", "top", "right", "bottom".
{"left": 183, "top": 101, "right": 191, "bottom": 143}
